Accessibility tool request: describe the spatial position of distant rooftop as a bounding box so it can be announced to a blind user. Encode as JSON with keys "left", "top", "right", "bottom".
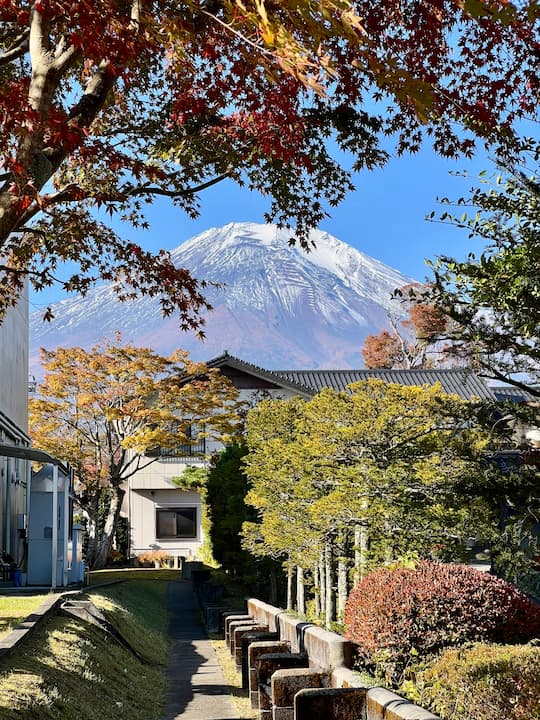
{"left": 491, "top": 385, "right": 536, "bottom": 403}
{"left": 207, "top": 353, "right": 497, "bottom": 401}
{"left": 275, "top": 368, "right": 496, "bottom": 400}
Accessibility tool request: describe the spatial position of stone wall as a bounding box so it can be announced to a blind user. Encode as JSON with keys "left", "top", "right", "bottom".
{"left": 224, "top": 598, "right": 441, "bottom": 720}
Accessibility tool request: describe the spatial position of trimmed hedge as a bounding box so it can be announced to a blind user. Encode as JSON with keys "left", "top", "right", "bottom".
{"left": 403, "top": 642, "right": 540, "bottom": 720}
{"left": 344, "top": 561, "right": 540, "bottom": 684}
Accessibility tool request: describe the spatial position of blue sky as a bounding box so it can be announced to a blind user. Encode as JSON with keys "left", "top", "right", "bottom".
{"left": 123, "top": 144, "right": 489, "bottom": 280}
{"left": 30, "top": 141, "right": 491, "bottom": 313}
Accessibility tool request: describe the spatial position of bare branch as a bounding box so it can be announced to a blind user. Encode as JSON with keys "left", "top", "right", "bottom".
{"left": 479, "top": 366, "right": 540, "bottom": 398}
{"left": 131, "top": 0, "right": 141, "bottom": 26}
{"left": 127, "top": 170, "right": 232, "bottom": 198}
{"left": 10, "top": 225, "right": 48, "bottom": 238}
{"left": 201, "top": 10, "right": 276, "bottom": 61}
{"left": 50, "top": 41, "right": 79, "bottom": 75}
{"left": 0, "top": 29, "right": 30, "bottom": 65}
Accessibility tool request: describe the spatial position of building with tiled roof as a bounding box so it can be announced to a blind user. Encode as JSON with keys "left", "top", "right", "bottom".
{"left": 125, "top": 351, "right": 513, "bottom": 566}
{"left": 207, "top": 352, "right": 496, "bottom": 400}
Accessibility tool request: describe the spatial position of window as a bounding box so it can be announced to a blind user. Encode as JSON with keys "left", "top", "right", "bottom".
{"left": 156, "top": 508, "right": 197, "bottom": 539}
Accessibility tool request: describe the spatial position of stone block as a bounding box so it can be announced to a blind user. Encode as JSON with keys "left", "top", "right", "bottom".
{"left": 294, "top": 687, "right": 367, "bottom": 720}
{"left": 204, "top": 605, "right": 237, "bottom": 634}
{"left": 366, "top": 687, "right": 441, "bottom": 720}
{"left": 228, "top": 620, "right": 259, "bottom": 654}
{"left": 241, "top": 632, "right": 278, "bottom": 689}
{"left": 277, "top": 614, "right": 314, "bottom": 653}
{"left": 248, "top": 641, "right": 290, "bottom": 708}
{"left": 330, "top": 666, "right": 367, "bottom": 688}
{"left": 271, "top": 668, "right": 330, "bottom": 720}
{"left": 257, "top": 652, "right": 309, "bottom": 719}
{"left": 247, "top": 598, "right": 285, "bottom": 633}
{"left": 224, "top": 614, "right": 252, "bottom": 647}
{"left": 303, "top": 625, "right": 352, "bottom": 670}
{"left": 233, "top": 623, "right": 268, "bottom": 669}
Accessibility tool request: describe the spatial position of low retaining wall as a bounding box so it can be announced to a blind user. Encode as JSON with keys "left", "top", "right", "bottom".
{"left": 0, "top": 591, "right": 76, "bottom": 661}
{"left": 221, "top": 598, "right": 440, "bottom": 720}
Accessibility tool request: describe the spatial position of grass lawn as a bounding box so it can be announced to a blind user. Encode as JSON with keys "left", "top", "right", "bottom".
{"left": 0, "top": 580, "right": 170, "bottom": 720}
{"left": 85, "top": 568, "right": 180, "bottom": 585}
{"left": 0, "top": 595, "right": 50, "bottom": 640}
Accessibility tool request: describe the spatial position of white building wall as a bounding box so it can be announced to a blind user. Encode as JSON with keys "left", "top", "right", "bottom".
{"left": 125, "top": 380, "right": 302, "bottom": 562}
{"left": 0, "top": 286, "right": 28, "bottom": 432}
{"left": 0, "top": 289, "right": 30, "bottom": 561}
{"left": 129, "top": 487, "right": 203, "bottom": 560}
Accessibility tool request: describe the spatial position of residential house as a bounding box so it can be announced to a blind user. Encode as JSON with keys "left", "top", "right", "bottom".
{"left": 125, "top": 352, "right": 497, "bottom": 565}
{"left": 0, "top": 288, "right": 30, "bottom": 572}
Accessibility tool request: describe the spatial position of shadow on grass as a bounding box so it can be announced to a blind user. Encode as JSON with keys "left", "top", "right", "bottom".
{"left": 0, "top": 591, "right": 169, "bottom": 720}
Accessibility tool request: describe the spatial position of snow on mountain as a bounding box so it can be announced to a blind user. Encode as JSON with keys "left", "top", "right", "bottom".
{"left": 30, "top": 221, "right": 413, "bottom": 373}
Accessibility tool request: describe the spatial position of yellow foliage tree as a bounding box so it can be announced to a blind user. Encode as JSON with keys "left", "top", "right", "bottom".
{"left": 29, "top": 338, "right": 240, "bottom": 569}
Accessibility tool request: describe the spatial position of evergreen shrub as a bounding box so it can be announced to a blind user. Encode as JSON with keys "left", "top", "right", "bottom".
{"left": 343, "top": 560, "right": 540, "bottom": 684}
{"left": 403, "top": 642, "right": 540, "bottom": 720}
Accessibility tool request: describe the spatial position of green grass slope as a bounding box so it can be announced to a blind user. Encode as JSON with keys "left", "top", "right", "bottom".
{"left": 0, "top": 581, "right": 170, "bottom": 720}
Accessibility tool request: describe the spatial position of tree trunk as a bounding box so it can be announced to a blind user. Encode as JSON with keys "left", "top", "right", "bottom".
{"left": 384, "top": 519, "right": 393, "bottom": 565}
{"left": 324, "top": 542, "right": 334, "bottom": 628}
{"left": 337, "top": 556, "right": 348, "bottom": 621}
{"left": 319, "top": 551, "right": 326, "bottom": 622}
{"left": 269, "top": 565, "right": 278, "bottom": 606}
{"left": 313, "top": 562, "right": 321, "bottom": 617}
{"left": 82, "top": 493, "right": 101, "bottom": 569}
{"left": 353, "top": 522, "right": 369, "bottom": 586}
{"left": 296, "top": 565, "right": 305, "bottom": 616}
{"left": 90, "top": 485, "right": 125, "bottom": 570}
{"left": 286, "top": 563, "right": 294, "bottom": 611}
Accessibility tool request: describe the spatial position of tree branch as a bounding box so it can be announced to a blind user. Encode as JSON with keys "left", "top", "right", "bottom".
{"left": 479, "top": 366, "right": 540, "bottom": 398}
{"left": 0, "top": 29, "right": 30, "bottom": 65}
{"left": 126, "top": 170, "right": 232, "bottom": 198}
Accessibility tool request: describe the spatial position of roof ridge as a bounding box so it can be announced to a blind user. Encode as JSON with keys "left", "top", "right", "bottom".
{"left": 206, "top": 352, "right": 316, "bottom": 395}
{"left": 277, "top": 368, "right": 477, "bottom": 374}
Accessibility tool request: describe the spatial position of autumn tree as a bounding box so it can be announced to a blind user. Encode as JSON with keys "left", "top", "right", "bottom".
{"left": 361, "top": 286, "right": 449, "bottom": 368}
{"left": 29, "top": 339, "right": 239, "bottom": 569}
{"left": 0, "top": 1, "right": 538, "bottom": 325}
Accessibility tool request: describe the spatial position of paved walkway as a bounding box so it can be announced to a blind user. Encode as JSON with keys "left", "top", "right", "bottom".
{"left": 161, "top": 581, "right": 238, "bottom": 720}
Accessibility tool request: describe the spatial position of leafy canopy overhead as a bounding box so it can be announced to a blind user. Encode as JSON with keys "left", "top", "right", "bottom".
{"left": 0, "top": 0, "right": 538, "bottom": 325}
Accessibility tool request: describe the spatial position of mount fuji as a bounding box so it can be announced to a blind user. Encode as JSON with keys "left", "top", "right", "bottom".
{"left": 30, "top": 222, "right": 414, "bottom": 371}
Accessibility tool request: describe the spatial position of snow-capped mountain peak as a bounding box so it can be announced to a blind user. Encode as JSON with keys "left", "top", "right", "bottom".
{"left": 30, "top": 222, "right": 413, "bottom": 372}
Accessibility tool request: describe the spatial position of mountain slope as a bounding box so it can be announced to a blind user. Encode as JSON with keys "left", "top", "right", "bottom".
{"left": 30, "top": 222, "right": 413, "bottom": 371}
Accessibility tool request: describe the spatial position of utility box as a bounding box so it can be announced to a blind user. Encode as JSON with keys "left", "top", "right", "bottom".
{"left": 27, "top": 464, "right": 71, "bottom": 587}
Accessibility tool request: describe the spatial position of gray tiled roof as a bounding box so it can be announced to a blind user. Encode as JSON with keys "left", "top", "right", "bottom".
{"left": 206, "top": 352, "right": 314, "bottom": 397}
{"left": 207, "top": 353, "right": 497, "bottom": 400}
{"left": 274, "top": 368, "right": 496, "bottom": 400}
{"left": 491, "top": 385, "right": 535, "bottom": 403}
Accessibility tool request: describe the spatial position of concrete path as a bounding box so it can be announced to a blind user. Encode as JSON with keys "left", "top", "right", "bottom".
{"left": 161, "top": 581, "right": 238, "bottom": 720}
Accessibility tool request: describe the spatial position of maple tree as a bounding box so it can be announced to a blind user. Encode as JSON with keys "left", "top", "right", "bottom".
{"left": 29, "top": 338, "right": 240, "bottom": 569}
{"left": 0, "top": 1, "right": 538, "bottom": 326}
{"left": 361, "top": 285, "right": 449, "bottom": 368}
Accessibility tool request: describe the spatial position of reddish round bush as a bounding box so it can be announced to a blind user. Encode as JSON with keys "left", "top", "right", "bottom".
{"left": 344, "top": 561, "right": 540, "bottom": 684}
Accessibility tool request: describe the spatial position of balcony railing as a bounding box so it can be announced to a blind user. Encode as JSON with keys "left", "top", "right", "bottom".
{"left": 146, "top": 437, "right": 206, "bottom": 463}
